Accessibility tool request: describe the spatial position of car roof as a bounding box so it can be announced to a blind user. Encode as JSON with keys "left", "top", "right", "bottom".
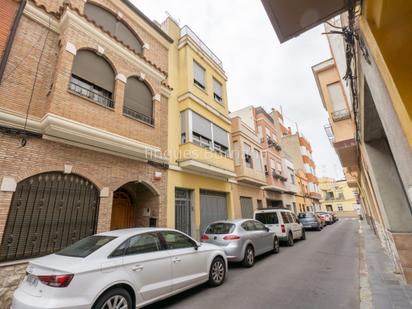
{"left": 97, "top": 227, "right": 176, "bottom": 238}
{"left": 208, "top": 219, "right": 250, "bottom": 225}
{"left": 255, "top": 208, "right": 291, "bottom": 213}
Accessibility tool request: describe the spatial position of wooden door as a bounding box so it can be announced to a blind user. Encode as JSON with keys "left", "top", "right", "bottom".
{"left": 111, "top": 191, "right": 134, "bottom": 230}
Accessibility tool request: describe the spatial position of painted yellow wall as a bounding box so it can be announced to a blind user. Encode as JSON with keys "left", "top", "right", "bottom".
{"left": 363, "top": 0, "right": 412, "bottom": 148}
{"left": 319, "top": 177, "right": 358, "bottom": 216}
{"left": 166, "top": 170, "right": 233, "bottom": 238}
{"left": 164, "top": 17, "right": 235, "bottom": 237}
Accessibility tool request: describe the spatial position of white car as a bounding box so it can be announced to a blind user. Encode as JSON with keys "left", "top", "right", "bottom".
{"left": 254, "top": 208, "right": 305, "bottom": 246}
{"left": 12, "top": 228, "right": 227, "bottom": 309}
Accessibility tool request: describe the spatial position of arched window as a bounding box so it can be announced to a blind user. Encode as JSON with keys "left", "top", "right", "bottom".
{"left": 69, "top": 49, "right": 115, "bottom": 108}
{"left": 123, "top": 77, "right": 154, "bottom": 125}
{"left": 84, "top": 3, "right": 143, "bottom": 54}
{"left": 0, "top": 172, "right": 100, "bottom": 262}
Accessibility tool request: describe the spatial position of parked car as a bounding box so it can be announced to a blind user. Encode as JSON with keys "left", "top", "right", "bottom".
{"left": 13, "top": 228, "right": 227, "bottom": 309}
{"left": 254, "top": 208, "right": 305, "bottom": 246}
{"left": 201, "top": 219, "right": 279, "bottom": 267}
{"left": 316, "top": 213, "right": 326, "bottom": 227}
{"left": 328, "top": 211, "right": 338, "bottom": 223}
{"left": 316, "top": 211, "right": 334, "bottom": 225}
{"left": 298, "top": 212, "right": 323, "bottom": 231}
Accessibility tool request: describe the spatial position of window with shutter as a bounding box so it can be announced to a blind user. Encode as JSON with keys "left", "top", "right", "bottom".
{"left": 84, "top": 3, "right": 142, "bottom": 54}
{"left": 123, "top": 77, "right": 154, "bottom": 125}
{"left": 193, "top": 61, "right": 206, "bottom": 89}
{"left": 213, "top": 78, "right": 223, "bottom": 103}
{"left": 69, "top": 50, "right": 115, "bottom": 108}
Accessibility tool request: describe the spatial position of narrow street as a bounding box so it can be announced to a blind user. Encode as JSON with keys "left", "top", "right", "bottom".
{"left": 145, "top": 219, "right": 360, "bottom": 309}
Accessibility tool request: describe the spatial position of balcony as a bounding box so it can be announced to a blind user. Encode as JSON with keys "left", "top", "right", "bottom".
{"left": 331, "top": 109, "right": 351, "bottom": 122}
{"left": 267, "top": 137, "right": 282, "bottom": 151}
{"left": 272, "top": 170, "right": 287, "bottom": 182}
{"left": 178, "top": 143, "right": 235, "bottom": 179}
{"left": 69, "top": 78, "right": 114, "bottom": 109}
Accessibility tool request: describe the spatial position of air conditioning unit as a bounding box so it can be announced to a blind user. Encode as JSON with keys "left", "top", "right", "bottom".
{"left": 141, "top": 208, "right": 151, "bottom": 217}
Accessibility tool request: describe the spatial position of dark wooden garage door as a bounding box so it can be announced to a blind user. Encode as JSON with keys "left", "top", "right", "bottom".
{"left": 0, "top": 172, "right": 100, "bottom": 262}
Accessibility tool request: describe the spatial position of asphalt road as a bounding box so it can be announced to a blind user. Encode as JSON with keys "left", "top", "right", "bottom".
{"left": 144, "top": 218, "right": 360, "bottom": 309}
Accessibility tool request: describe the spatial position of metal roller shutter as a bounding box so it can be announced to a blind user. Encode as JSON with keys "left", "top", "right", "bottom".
{"left": 200, "top": 190, "right": 227, "bottom": 234}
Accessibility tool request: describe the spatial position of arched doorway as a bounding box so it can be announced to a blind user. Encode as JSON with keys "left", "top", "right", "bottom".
{"left": 111, "top": 182, "right": 159, "bottom": 230}
{"left": 0, "top": 172, "right": 99, "bottom": 262}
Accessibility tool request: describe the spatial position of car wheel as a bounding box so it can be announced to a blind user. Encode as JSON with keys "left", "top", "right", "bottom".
{"left": 301, "top": 229, "right": 306, "bottom": 240}
{"left": 287, "top": 232, "right": 294, "bottom": 247}
{"left": 317, "top": 225, "right": 322, "bottom": 231}
{"left": 93, "top": 288, "right": 132, "bottom": 309}
{"left": 272, "top": 237, "right": 280, "bottom": 254}
{"left": 242, "top": 245, "right": 255, "bottom": 267}
{"left": 208, "top": 256, "right": 226, "bottom": 286}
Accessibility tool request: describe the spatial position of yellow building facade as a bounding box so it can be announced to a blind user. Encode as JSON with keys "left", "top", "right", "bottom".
{"left": 319, "top": 177, "right": 358, "bottom": 217}
{"left": 162, "top": 18, "right": 235, "bottom": 239}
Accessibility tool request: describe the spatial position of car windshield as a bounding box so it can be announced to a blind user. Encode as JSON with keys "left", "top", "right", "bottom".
{"left": 255, "top": 212, "right": 279, "bottom": 224}
{"left": 56, "top": 235, "right": 116, "bottom": 258}
{"left": 206, "top": 223, "right": 235, "bottom": 234}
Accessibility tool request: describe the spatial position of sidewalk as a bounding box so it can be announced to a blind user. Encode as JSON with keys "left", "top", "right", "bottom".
{"left": 360, "top": 221, "right": 412, "bottom": 309}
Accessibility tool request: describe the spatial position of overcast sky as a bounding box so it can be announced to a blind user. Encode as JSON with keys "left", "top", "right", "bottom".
{"left": 134, "top": 0, "right": 344, "bottom": 179}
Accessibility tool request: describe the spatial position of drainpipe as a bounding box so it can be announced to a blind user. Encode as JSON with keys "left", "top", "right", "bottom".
{"left": 0, "top": 0, "right": 27, "bottom": 84}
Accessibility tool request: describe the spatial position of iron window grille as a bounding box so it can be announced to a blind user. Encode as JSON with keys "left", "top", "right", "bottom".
{"left": 69, "top": 75, "right": 114, "bottom": 108}
{"left": 123, "top": 105, "right": 154, "bottom": 125}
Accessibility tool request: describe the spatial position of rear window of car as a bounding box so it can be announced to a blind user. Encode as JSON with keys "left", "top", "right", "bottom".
{"left": 255, "top": 212, "right": 279, "bottom": 225}
{"left": 206, "top": 223, "right": 235, "bottom": 234}
{"left": 56, "top": 235, "right": 116, "bottom": 258}
{"left": 298, "top": 213, "right": 314, "bottom": 218}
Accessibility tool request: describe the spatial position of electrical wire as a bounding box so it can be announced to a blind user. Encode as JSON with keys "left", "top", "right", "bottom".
{"left": 20, "top": 16, "right": 51, "bottom": 146}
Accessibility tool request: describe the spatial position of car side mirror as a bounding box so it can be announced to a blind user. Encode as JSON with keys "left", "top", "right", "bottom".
{"left": 194, "top": 241, "right": 201, "bottom": 250}
{"left": 265, "top": 227, "right": 270, "bottom": 232}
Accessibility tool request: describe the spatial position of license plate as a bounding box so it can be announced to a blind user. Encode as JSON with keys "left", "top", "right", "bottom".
{"left": 26, "top": 274, "right": 38, "bottom": 287}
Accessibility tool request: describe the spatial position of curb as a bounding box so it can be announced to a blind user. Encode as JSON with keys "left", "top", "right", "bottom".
{"left": 359, "top": 223, "right": 373, "bottom": 309}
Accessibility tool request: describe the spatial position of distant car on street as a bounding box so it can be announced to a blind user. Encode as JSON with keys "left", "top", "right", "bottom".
{"left": 328, "top": 212, "right": 338, "bottom": 223}
{"left": 316, "top": 211, "right": 334, "bottom": 225}
{"left": 254, "top": 208, "right": 305, "bottom": 246}
{"left": 201, "top": 219, "right": 279, "bottom": 267}
{"left": 298, "top": 212, "right": 323, "bottom": 231}
{"left": 13, "top": 228, "right": 227, "bottom": 309}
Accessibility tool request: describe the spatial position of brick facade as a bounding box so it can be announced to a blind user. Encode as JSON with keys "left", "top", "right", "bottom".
{"left": 0, "top": 0, "right": 170, "bottom": 305}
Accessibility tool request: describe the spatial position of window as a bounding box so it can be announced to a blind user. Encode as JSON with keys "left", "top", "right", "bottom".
{"left": 185, "top": 111, "right": 230, "bottom": 155}
{"left": 253, "top": 221, "right": 267, "bottom": 231}
{"left": 161, "top": 231, "right": 195, "bottom": 249}
{"left": 257, "top": 126, "right": 263, "bottom": 142}
{"left": 327, "top": 82, "right": 347, "bottom": 112}
{"left": 244, "top": 143, "right": 253, "bottom": 168}
{"left": 123, "top": 77, "right": 154, "bottom": 125}
{"left": 57, "top": 236, "right": 116, "bottom": 258}
{"left": 213, "top": 78, "right": 223, "bottom": 103}
{"left": 254, "top": 149, "right": 263, "bottom": 172}
{"left": 193, "top": 61, "right": 206, "bottom": 89}
{"left": 276, "top": 161, "right": 282, "bottom": 174}
{"left": 337, "top": 205, "right": 344, "bottom": 211}
{"left": 281, "top": 212, "right": 290, "bottom": 223}
{"left": 241, "top": 221, "right": 256, "bottom": 231}
{"left": 289, "top": 171, "right": 295, "bottom": 184}
{"left": 213, "top": 124, "right": 229, "bottom": 155}
{"left": 206, "top": 223, "right": 235, "bottom": 234}
{"left": 69, "top": 50, "right": 115, "bottom": 108}
{"left": 84, "top": 3, "right": 142, "bottom": 53}
{"left": 255, "top": 212, "right": 279, "bottom": 225}
{"left": 125, "top": 233, "right": 161, "bottom": 255}
{"left": 257, "top": 200, "right": 263, "bottom": 209}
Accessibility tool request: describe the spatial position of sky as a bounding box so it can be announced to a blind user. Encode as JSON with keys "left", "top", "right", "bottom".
{"left": 133, "top": 0, "right": 344, "bottom": 180}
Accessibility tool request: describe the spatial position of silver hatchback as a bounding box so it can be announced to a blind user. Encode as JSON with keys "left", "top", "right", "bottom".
{"left": 201, "top": 219, "right": 280, "bottom": 267}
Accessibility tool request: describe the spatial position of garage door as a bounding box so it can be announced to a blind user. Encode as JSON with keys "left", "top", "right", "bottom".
{"left": 240, "top": 197, "right": 253, "bottom": 219}
{"left": 200, "top": 190, "right": 227, "bottom": 233}
{"left": 0, "top": 172, "right": 100, "bottom": 262}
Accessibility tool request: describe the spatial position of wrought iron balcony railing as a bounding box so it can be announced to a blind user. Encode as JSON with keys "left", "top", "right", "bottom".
{"left": 123, "top": 106, "right": 154, "bottom": 125}
{"left": 69, "top": 80, "right": 114, "bottom": 108}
